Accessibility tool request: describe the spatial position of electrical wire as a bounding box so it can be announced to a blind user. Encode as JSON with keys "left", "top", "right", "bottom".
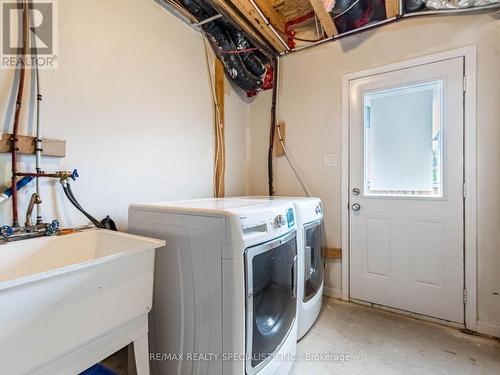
{"left": 288, "top": 34, "right": 325, "bottom": 43}
{"left": 276, "top": 124, "right": 312, "bottom": 197}
{"left": 332, "top": 0, "right": 362, "bottom": 19}
{"left": 208, "top": 38, "right": 258, "bottom": 54}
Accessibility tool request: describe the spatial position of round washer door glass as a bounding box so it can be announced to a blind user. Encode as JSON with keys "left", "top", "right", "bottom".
{"left": 245, "top": 231, "right": 297, "bottom": 373}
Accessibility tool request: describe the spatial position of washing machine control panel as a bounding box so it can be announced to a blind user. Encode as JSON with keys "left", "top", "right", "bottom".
{"left": 273, "top": 214, "right": 286, "bottom": 227}
{"left": 315, "top": 203, "right": 322, "bottom": 215}
{"left": 236, "top": 203, "right": 296, "bottom": 246}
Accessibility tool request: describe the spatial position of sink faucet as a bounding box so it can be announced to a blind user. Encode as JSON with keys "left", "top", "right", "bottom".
{"left": 25, "top": 193, "right": 42, "bottom": 228}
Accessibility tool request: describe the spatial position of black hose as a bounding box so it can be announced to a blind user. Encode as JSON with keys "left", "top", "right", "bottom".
{"left": 62, "top": 184, "right": 104, "bottom": 228}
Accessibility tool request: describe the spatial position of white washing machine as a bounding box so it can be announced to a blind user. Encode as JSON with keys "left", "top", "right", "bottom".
{"left": 128, "top": 198, "right": 299, "bottom": 375}
{"left": 232, "top": 197, "right": 324, "bottom": 340}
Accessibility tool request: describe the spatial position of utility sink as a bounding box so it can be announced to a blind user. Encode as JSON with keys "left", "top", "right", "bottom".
{"left": 0, "top": 229, "right": 165, "bottom": 375}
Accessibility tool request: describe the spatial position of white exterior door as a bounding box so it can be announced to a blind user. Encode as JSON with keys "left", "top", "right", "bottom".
{"left": 349, "top": 57, "right": 465, "bottom": 323}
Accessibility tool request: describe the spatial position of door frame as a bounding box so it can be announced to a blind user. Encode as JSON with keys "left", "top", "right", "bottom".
{"left": 340, "top": 46, "right": 477, "bottom": 331}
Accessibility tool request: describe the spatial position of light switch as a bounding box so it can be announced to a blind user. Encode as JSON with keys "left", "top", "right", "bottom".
{"left": 323, "top": 153, "right": 337, "bottom": 167}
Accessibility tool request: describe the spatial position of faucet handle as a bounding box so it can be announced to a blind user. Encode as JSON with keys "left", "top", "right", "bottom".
{"left": 51, "top": 220, "right": 60, "bottom": 231}
{"left": 0, "top": 225, "right": 13, "bottom": 238}
{"left": 71, "top": 169, "right": 79, "bottom": 181}
{"left": 44, "top": 220, "right": 60, "bottom": 236}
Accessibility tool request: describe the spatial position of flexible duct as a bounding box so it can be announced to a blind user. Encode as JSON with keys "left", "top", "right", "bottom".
{"left": 178, "top": 0, "right": 270, "bottom": 92}
{"left": 423, "top": 0, "right": 499, "bottom": 9}
{"left": 333, "top": 0, "right": 388, "bottom": 33}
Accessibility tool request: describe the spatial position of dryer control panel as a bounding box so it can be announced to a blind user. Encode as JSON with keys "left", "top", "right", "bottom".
{"left": 227, "top": 202, "right": 297, "bottom": 249}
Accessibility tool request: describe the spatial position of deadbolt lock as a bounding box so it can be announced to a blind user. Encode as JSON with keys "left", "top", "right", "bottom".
{"left": 352, "top": 188, "right": 360, "bottom": 196}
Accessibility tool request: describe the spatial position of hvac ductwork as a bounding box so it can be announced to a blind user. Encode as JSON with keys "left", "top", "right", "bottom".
{"left": 406, "top": 0, "right": 499, "bottom": 11}
{"left": 332, "top": 0, "right": 388, "bottom": 34}
{"left": 178, "top": 0, "right": 272, "bottom": 94}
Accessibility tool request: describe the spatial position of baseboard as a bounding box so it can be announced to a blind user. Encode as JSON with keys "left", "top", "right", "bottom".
{"left": 323, "top": 286, "right": 342, "bottom": 299}
{"left": 477, "top": 320, "right": 500, "bottom": 338}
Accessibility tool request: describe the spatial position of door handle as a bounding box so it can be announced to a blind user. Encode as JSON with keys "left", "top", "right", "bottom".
{"left": 352, "top": 203, "right": 361, "bottom": 212}
{"left": 291, "top": 254, "right": 298, "bottom": 299}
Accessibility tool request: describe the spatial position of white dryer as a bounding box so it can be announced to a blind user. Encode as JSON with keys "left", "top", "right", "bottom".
{"left": 233, "top": 197, "right": 324, "bottom": 340}
{"left": 128, "top": 198, "right": 298, "bottom": 375}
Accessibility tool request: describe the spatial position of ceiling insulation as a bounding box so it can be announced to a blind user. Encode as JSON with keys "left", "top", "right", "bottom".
{"left": 271, "top": 0, "right": 314, "bottom": 21}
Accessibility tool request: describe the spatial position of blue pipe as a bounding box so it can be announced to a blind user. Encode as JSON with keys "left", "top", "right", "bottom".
{"left": 0, "top": 176, "right": 34, "bottom": 204}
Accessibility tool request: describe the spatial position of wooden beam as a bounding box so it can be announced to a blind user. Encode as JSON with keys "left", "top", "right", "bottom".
{"left": 252, "top": 0, "right": 286, "bottom": 33}
{"left": 308, "top": 0, "right": 337, "bottom": 37}
{"left": 385, "top": 0, "right": 399, "bottom": 18}
{"left": 324, "top": 247, "right": 342, "bottom": 260}
{"left": 323, "top": 0, "right": 336, "bottom": 12}
{"left": 218, "top": 0, "right": 287, "bottom": 53}
{"left": 214, "top": 58, "right": 225, "bottom": 198}
{"left": 274, "top": 122, "right": 285, "bottom": 157}
{"left": 0, "top": 134, "right": 65, "bottom": 157}
{"left": 210, "top": 0, "right": 272, "bottom": 51}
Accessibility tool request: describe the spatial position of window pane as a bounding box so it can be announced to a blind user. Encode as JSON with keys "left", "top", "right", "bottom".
{"left": 364, "top": 81, "right": 443, "bottom": 197}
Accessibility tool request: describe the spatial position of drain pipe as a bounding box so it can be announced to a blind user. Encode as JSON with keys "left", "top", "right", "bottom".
{"left": 10, "top": 0, "right": 29, "bottom": 227}
{"left": 268, "top": 57, "right": 279, "bottom": 196}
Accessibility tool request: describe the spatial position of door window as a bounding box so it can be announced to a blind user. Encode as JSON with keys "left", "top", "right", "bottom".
{"left": 245, "top": 231, "right": 297, "bottom": 373}
{"left": 364, "top": 81, "right": 443, "bottom": 197}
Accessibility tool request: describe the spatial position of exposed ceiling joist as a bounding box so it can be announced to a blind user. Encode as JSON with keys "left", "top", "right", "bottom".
{"left": 208, "top": 0, "right": 277, "bottom": 52}
{"left": 385, "top": 0, "right": 400, "bottom": 18}
{"left": 252, "top": 0, "right": 286, "bottom": 33}
{"left": 220, "top": 0, "right": 289, "bottom": 53}
{"left": 308, "top": 0, "right": 337, "bottom": 37}
{"left": 322, "top": 0, "right": 336, "bottom": 12}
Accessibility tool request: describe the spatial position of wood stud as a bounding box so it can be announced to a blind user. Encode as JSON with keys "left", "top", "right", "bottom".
{"left": 0, "top": 134, "right": 66, "bottom": 157}
{"left": 214, "top": 58, "right": 226, "bottom": 198}
{"left": 218, "top": 0, "right": 288, "bottom": 53}
{"left": 308, "top": 0, "right": 337, "bottom": 36}
{"left": 324, "top": 247, "right": 342, "bottom": 260}
{"left": 385, "top": 0, "right": 400, "bottom": 18}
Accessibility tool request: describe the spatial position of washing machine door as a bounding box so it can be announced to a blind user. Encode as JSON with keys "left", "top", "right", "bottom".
{"left": 303, "top": 220, "right": 324, "bottom": 302}
{"left": 245, "top": 230, "right": 297, "bottom": 375}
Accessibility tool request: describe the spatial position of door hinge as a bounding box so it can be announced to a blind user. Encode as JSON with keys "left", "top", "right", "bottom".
{"left": 463, "top": 76, "right": 467, "bottom": 92}
{"left": 463, "top": 182, "right": 467, "bottom": 198}
{"left": 463, "top": 288, "right": 468, "bottom": 304}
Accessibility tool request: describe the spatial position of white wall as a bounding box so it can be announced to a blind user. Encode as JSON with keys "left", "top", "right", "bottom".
{"left": 0, "top": 0, "right": 248, "bottom": 229}
{"left": 247, "top": 13, "right": 500, "bottom": 333}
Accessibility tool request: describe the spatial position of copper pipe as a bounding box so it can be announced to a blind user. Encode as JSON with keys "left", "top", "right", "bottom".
{"left": 16, "top": 172, "right": 60, "bottom": 178}
{"left": 17, "top": 171, "right": 72, "bottom": 179}
{"left": 11, "top": 0, "right": 29, "bottom": 227}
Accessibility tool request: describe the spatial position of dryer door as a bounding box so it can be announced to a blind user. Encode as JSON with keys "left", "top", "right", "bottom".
{"left": 245, "top": 230, "right": 297, "bottom": 375}
{"left": 303, "top": 220, "right": 324, "bottom": 302}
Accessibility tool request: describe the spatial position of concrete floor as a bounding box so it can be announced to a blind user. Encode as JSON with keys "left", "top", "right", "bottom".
{"left": 101, "top": 297, "right": 500, "bottom": 374}
{"left": 291, "top": 297, "right": 500, "bottom": 375}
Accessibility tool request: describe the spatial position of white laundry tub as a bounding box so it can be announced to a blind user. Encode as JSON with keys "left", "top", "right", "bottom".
{"left": 0, "top": 229, "right": 164, "bottom": 375}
